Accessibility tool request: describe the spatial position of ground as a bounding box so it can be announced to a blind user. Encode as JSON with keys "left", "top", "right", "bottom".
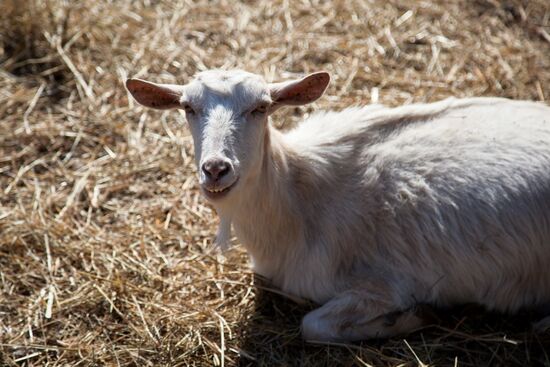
{"left": 0, "top": 0, "right": 549, "bottom": 366}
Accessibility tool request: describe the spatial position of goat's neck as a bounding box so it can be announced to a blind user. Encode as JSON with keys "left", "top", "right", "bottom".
{"left": 230, "top": 126, "right": 303, "bottom": 277}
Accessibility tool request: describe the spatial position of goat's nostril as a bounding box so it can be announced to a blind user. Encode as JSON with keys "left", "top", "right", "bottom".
{"left": 218, "top": 164, "right": 230, "bottom": 178}
{"left": 202, "top": 159, "right": 231, "bottom": 180}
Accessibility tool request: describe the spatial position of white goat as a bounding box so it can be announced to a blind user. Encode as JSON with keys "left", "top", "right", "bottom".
{"left": 126, "top": 69, "right": 550, "bottom": 341}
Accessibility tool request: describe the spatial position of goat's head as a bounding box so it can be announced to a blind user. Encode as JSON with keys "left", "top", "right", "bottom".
{"left": 126, "top": 69, "right": 330, "bottom": 205}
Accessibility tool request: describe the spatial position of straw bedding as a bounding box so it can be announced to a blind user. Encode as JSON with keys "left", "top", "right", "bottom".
{"left": 1, "top": 0, "right": 549, "bottom": 365}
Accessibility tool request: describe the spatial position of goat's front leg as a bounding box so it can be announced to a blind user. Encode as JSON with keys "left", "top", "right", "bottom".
{"left": 301, "top": 289, "right": 426, "bottom": 341}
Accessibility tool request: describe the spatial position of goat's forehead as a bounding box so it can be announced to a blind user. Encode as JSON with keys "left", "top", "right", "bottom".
{"left": 195, "top": 69, "right": 266, "bottom": 84}
{"left": 188, "top": 70, "right": 269, "bottom": 103}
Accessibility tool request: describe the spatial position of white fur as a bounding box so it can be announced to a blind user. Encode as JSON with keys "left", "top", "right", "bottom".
{"left": 127, "top": 70, "right": 550, "bottom": 342}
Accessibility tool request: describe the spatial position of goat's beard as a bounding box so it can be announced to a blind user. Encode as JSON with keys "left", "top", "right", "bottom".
{"left": 215, "top": 210, "right": 232, "bottom": 251}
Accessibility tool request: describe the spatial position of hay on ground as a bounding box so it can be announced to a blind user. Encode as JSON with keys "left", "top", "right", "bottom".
{"left": 0, "top": 0, "right": 549, "bottom": 365}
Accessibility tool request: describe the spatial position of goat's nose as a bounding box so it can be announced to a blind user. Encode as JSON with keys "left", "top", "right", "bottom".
{"left": 202, "top": 158, "right": 231, "bottom": 181}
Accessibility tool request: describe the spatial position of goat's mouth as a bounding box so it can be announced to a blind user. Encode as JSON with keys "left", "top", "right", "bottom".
{"left": 201, "top": 178, "right": 239, "bottom": 200}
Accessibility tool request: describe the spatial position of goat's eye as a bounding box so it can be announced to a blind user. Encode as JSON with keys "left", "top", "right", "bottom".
{"left": 183, "top": 104, "right": 196, "bottom": 115}
{"left": 251, "top": 104, "right": 268, "bottom": 115}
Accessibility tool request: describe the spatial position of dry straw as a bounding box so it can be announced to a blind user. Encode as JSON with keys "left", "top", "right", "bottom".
{"left": 0, "top": 0, "right": 549, "bottom": 365}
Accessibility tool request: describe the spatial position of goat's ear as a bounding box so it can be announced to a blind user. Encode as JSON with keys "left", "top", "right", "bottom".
{"left": 126, "top": 79, "right": 183, "bottom": 110}
{"left": 269, "top": 72, "right": 330, "bottom": 109}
